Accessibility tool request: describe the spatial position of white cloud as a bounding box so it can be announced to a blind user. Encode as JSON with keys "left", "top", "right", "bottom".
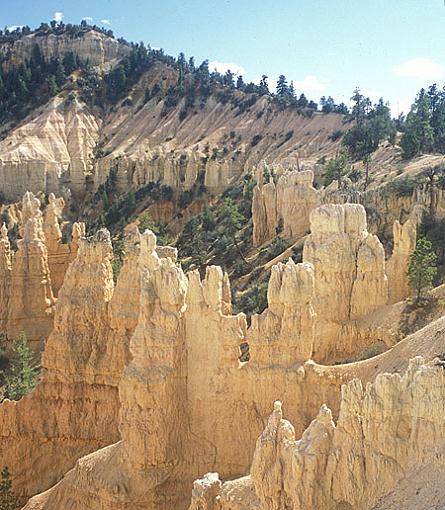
{"left": 208, "top": 61, "right": 246, "bottom": 76}
{"left": 53, "top": 11, "right": 63, "bottom": 23}
{"left": 393, "top": 57, "right": 444, "bottom": 80}
{"left": 7, "top": 25, "right": 23, "bottom": 32}
{"left": 100, "top": 19, "right": 112, "bottom": 25}
{"left": 293, "top": 75, "right": 329, "bottom": 92}
{"left": 82, "top": 16, "right": 93, "bottom": 23}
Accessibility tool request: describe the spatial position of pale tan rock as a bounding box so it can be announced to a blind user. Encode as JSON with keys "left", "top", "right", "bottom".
{"left": 1, "top": 30, "right": 129, "bottom": 68}
{"left": 0, "top": 97, "right": 99, "bottom": 201}
{"left": 42, "top": 193, "right": 84, "bottom": 295}
{"left": 0, "top": 227, "right": 155, "bottom": 502}
{"left": 0, "top": 223, "right": 11, "bottom": 339}
{"left": 7, "top": 215, "right": 55, "bottom": 350}
{"left": 247, "top": 259, "right": 315, "bottom": 365}
{"left": 303, "top": 203, "right": 388, "bottom": 362}
{"left": 252, "top": 169, "right": 319, "bottom": 247}
{"left": 197, "top": 357, "right": 445, "bottom": 510}
{"left": 387, "top": 218, "right": 417, "bottom": 303}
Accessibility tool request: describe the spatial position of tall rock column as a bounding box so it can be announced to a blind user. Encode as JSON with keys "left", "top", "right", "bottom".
{"left": 7, "top": 216, "right": 55, "bottom": 350}
{"left": 303, "top": 204, "right": 388, "bottom": 363}
{"left": 247, "top": 258, "right": 315, "bottom": 366}
{"left": 0, "top": 224, "right": 11, "bottom": 340}
{"left": 387, "top": 218, "right": 417, "bottom": 303}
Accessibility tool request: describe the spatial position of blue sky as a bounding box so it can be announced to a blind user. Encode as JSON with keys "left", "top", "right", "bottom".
{"left": 2, "top": 0, "right": 445, "bottom": 115}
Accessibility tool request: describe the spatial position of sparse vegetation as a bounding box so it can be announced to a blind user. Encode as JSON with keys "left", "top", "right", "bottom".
{"left": 408, "top": 237, "right": 437, "bottom": 304}
{"left": 0, "top": 333, "right": 38, "bottom": 402}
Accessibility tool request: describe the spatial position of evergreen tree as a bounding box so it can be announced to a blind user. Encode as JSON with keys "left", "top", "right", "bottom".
{"left": 276, "top": 75, "right": 289, "bottom": 97}
{"left": 3, "top": 333, "right": 38, "bottom": 401}
{"left": 0, "top": 467, "right": 18, "bottom": 510}
{"left": 236, "top": 75, "right": 245, "bottom": 90}
{"left": 258, "top": 75, "right": 269, "bottom": 95}
{"left": 220, "top": 198, "right": 247, "bottom": 262}
{"left": 401, "top": 89, "right": 434, "bottom": 158}
{"left": 408, "top": 237, "right": 437, "bottom": 304}
{"left": 289, "top": 80, "right": 296, "bottom": 101}
{"left": 297, "top": 93, "right": 308, "bottom": 108}
{"left": 323, "top": 151, "right": 351, "bottom": 187}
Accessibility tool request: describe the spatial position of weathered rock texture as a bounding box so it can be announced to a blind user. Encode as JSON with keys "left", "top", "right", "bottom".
{"left": 0, "top": 96, "right": 99, "bottom": 200}
{"left": 191, "top": 357, "right": 445, "bottom": 510}
{"left": 16, "top": 218, "right": 445, "bottom": 510}
{"left": 0, "top": 192, "right": 84, "bottom": 350}
{"left": 303, "top": 203, "right": 389, "bottom": 362}
{"left": 0, "top": 30, "right": 129, "bottom": 68}
{"left": 5, "top": 192, "right": 55, "bottom": 349}
{"left": 252, "top": 168, "right": 319, "bottom": 246}
{"left": 387, "top": 218, "right": 417, "bottom": 303}
{"left": 0, "top": 227, "right": 150, "bottom": 502}
{"left": 43, "top": 193, "right": 85, "bottom": 295}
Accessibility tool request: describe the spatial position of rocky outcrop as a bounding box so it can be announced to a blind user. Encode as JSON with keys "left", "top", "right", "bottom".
{"left": 0, "top": 96, "right": 99, "bottom": 201}
{"left": 303, "top": 203, "right": 388, "bottom": 362}
{"left": 43, "top": 193, "right": 85, "bottom": 295}
{"left": 247, "top": 259, "right": 315, "bottom": 365}
{"left": 23, "top": 230, "right": 190, "bottom": 509}
{"left": 6, "top": 210, "right": 55, "bottom": 350}
{"left": 252, "top": 167, "right": 319, "bottom": 247}
{"left": 191, "top": 357, "right": 445, "bottom": 510}
{"left": 387, "top": 218, "right": 417, "bottom": 303}
{"left": 1, "top": 30, "right": 129, "bottom": 68}
{"left": 0, "top": 223, "right": 12, "bottom": 338}
{"left": 0, "top": 192, "right": 85, "bottom": 349}
{"left": 0, "top": 227, "right": 153, "bottom": 502}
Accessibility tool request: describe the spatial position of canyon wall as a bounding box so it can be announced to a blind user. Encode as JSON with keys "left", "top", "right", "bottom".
{"left": 0, "top": 225, "right": 153, "bottom": 502}
{"left": 190, "top": 357, "right": 445, "bottom": 510}
{"left": 0, "top": 192, "right": 83, "bottom": 351}
{"left": 0, "top": 96, "right": 99, "bottom": 201}
{"left": 1, "top": 30, "right": 129, "bottom": 68}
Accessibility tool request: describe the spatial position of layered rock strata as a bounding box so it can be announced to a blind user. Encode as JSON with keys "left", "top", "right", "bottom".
{"left": 0, "top": 97, "right": 99, "bottom": 201}
{"left": 0, "top": 30, "right": 129, "bottom": 68}
{"left": 0, "top": 227, "right": 151, "bottom": 502}
{"left": 252, "top": 168, "right": 319, "bottom": 247}
{"left": 190, "top": 357, "right": 445, "bottom": 510}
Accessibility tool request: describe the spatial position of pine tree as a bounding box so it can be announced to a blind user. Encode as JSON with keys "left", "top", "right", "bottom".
{"left": 323, "top": 151, "right": 351, "bottom": 187}
{"left": 401, "top": 89, "right": 434, "bottom": 158}
{"left": 3, "top": 333, "right": 38, "bottom": 401}
{"left": 259, "top": 75, "right": 269, "bottom": 95}
{"left": 236, "top": 75, "right": 245, "bottom": 90}
{"left": 408, "top": 237, "right": 437, "bottom": 304}
{"left": 276, "top": 75, "right": 289, "bottom": 97}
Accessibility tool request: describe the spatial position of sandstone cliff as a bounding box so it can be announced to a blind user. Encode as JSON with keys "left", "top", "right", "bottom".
{"left": 0, "top": 226, "right": 154, "bottom": 501}
{"left": 0, "top": 96, "right": 99, "bottom": 201}
{"left": 252, "top": 167, "right": 319, "bottom": 246}
{"left": 190, "top": 356, "right": 445, "bottom": 510}
{"left": 0, "top": 29, "right": 129, "bottom": 68}
{"left": 0, "top": 192, "right": 85, "bottom": 350}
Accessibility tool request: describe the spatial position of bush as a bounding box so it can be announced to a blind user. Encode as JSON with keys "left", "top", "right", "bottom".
{"left": 329, "top": 129, "right": 344, "bottom": 142}
{"left": 1, "top": 333, "right": 38, "bottom": 401}
{"left": 233, "top": 281, "right": 268, "bottom": 316}
{"left": 387, "top": 176, "right": 417, "bottom": 197}
{"left": 251, "top": 134, "right": 262, "bottom": 147}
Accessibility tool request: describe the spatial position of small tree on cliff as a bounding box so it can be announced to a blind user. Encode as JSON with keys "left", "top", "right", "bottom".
{"left": 0, "top": 467, "right": 18, "bottom": 510}
{"left": 408, "top": 237, "right": 437, "bottom": 304}
{"left": 3, "top": 333, "right": 38, "bottom": 401}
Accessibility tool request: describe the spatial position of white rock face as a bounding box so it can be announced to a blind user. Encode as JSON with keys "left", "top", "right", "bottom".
{"left": 252, "top": 168, "right": 319, "bottom": 246}
{"left": 0, "top": 97, "right": 100, "bottom": 200}
{"left": 0, "top": 30, "right": 129, "bottom": 68}
{"left": 190, "top": 357, "right": 445, "bottom": 510}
